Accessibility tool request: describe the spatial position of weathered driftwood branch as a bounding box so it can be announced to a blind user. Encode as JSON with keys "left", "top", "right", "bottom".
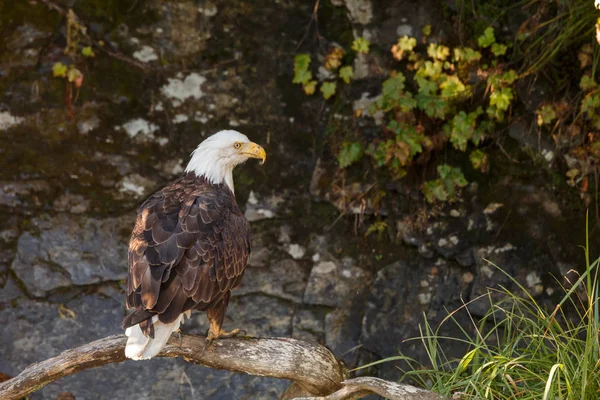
{"left": 0, "top": 334, "right": 448, "bottom": 400}
{"left": 0, "top": 333, "right": 344, "bottom": 400}
{"left": 291, "top": 377, "right": 449, "bottom": 400}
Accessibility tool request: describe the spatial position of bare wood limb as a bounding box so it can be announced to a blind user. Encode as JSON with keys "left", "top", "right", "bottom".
{"left": 0, "top": 334, "right": 450, "bottom": 400}
{"left": 0, "top": 334, "right": 345, "bottom": 400}
{"left": 291, "top": 377, "right": 450, "bottom": 400}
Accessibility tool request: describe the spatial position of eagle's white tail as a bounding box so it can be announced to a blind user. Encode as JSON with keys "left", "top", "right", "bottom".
{"left": 125, "top": 314, "right": 185, "bottom": 360}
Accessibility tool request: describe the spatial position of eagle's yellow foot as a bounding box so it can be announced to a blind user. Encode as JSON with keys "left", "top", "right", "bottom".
{"left": 208, "top": 328, "right": 245, "bottom": 341}
{"left": 202, "top": 328, "right": 246, "bottom": 354}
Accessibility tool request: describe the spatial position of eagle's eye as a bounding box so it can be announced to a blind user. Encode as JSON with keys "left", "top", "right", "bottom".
{"left": 233, "top": 142, "right": 242, "bottom": 149}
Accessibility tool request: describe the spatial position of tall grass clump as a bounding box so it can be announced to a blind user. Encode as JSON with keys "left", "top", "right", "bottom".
{"left": 375, "top": 220, "right": 600, "bottom": 399}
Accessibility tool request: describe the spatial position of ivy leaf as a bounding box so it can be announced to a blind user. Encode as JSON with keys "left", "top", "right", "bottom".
{"left": 352, "top": 37, "right": 370, "bottom": 54}
{"left": 490, "top": 87, "right": 513, "bottom": 111}
{"left": 445, "top": 110, "right": 479, "bottom": 151}
{"left": 397, "top": 36, "right": 417, "bottom": 52}
{"left": 415, "top": 75, "right": 438, "bottom": 96}
{"left": 397, "top": 93, "right": 417, "bottom": 112}
{"left": 477, "top": 27, "right": 496, "bottom": 48}
{"left": 427, "top": 43, "right": 450, "bottom": 61}
{"left": 423, "top": 180, "right": 448, "bottom": 203}
{"left": 293, "top": 54, "right": 312, "bottom": 85}
{"left": 364, "top": 220, "right": 387, "bottom": 239}
{"left": 382, "top": 73, "right": 406, "bottom": 96}
{"left": 417, "top": 95, "right": 449, "bottom": 119}
{"left": 536, "top": 104, "right": 557, "bottom": 126}
{"left": 321, "top": 81, "right": 336, "bottom": 99}
{"left": 420, "top": 60, "right": 443, "bottom": 78}
{"left": 324, "top": 47, "right": 345, "bottom": 70}
{"left": 294, "top": 54, "right": 311, "bottom": 71}
{"left": 338, "top": 142, "right": 363, "bottom": 168}
{"left": 581, "top": 94, "right": 600, "bottom": 117}
{"left": 469, "top": 149, "right": 489, "bottom": 172}
{"left": 391, "top": 36, "right": 417, "bottom": 60}
{"left": 440, "top": 75, "right": 467, "bottom": 98}
{"left": 81, "top": 46, "right": 95, "bottom": 57}
{"left": 491, "top": 43, "right": 507, "bottom": 56}
{"left": 339, "top": 66, "right": 354, "bottom": 84}
{"left": 501, "top": 70, "right": 519, "bottom": 85}
{"left": 453, "top": 47, "right": 482, "bottom": 63}
{"left": 303, "top": 80, "right": 317, "bottom": 95}
{"left": 293, "top": 69, "right": 312, "bottom": 84}
{"left": 580, "top": 75, "right": 597, "bottom": 91}
{"left": 52, "top": 62, "right": 68, "bottom": 78}
{"left": 473, "top": 119, "right": 493, "bottom": 145}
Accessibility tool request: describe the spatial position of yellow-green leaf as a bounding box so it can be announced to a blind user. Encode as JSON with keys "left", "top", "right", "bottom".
{"left": 536, "top": 104, "right": 556, "bottom": 126}
{"left": 352, "top": 37, "right": 370, "bottom": 54}
{"left": 293, "top": 69, "right": 312, "bottom": 85}
{"left": 293, "top": 54, "right": 312, "bottom": 84}
{"left": 491, "top": 43, "right": 507, "bottom": 56}
{"left": 321, "top": 81, "right": 336, "bottom": 99}
{"left": 580, "top": 75, "right": 597, "bottom": 91}
{"left": 67, "top": 66, "right": 83, "bottom": 83}
{"left": 294, "top": 54, "right": 311, "bottom": 71}
{"left": 52, "top": 62, "right": 68, "bottom": 78}
{"left": 457, "top": 348, "right": 477, "bottom": 374}
{"left": 478, "top": 27, "right": 496, "bottom": 48}
{"left": 81, "top": 46, "right": 95, "bottom": 57}
{"left": 339, "top": 66, "right": 353, "bottom": 84}
{"left": 427, "top": 43, "right": 450, "bottom": 61}
{"left": 303, "top": 80, "right": 317, "bottom": 95}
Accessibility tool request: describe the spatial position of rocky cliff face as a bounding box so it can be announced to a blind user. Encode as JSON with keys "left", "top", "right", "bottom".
{"left": 0, "top": 0, "right": 587, "bottom": 398}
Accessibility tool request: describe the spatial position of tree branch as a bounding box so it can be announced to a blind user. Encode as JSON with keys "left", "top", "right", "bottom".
{"left": 291, "top": 377, "right": 449, "bottom": 400}
{"left": 0, "top": 334, "right": 449, "bottom": 400}
{"left": 0, "top": 334, "right": 344, "bottom": 400}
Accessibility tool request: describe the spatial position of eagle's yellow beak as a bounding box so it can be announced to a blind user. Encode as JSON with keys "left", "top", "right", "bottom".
{"left": 242, "top": 142, "right": 266, "bottom": 164}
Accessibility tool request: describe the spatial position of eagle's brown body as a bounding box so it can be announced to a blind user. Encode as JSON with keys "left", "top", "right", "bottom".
{"left": 122, "top": 172, "right": 250, "bottom": 339}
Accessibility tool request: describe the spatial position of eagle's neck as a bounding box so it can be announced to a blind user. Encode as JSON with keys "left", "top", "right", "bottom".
{"left": 184, "top": 148, "right": 235, "bottom": 194}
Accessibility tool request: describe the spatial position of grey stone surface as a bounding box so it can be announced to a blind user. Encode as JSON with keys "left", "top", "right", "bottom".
{"left": 236, "top": 258, "right": 308, "bottom": 303}
{"left": 325, "top": 301, "right": 365, "bottom": 368}
{"left": 292, "top": 308, "right": 325, "bottom": 343}
{"left": 304, "top": 259, "right": 371, "bottom": 308}
{"left": 0, "top": 180, "right": 52, "bottom": 209}
{"left": 361, "top": 261, "right": 427, "bottom": 357}
{"left": 182, "top": 293, "right": 295, "bottom": 339}
{"left": 244, "top": 191, "right": 282, "bottom": 222}
{"left": 0, "top": 276, "right": 24, "bottom": 304}
{"left": 11, "top": 215, "right": 130, "bottom": 297}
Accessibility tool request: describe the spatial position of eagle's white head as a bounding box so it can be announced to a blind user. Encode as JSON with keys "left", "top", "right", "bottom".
{"left": 185, "top": 130, "right": 266, "bottom": 193}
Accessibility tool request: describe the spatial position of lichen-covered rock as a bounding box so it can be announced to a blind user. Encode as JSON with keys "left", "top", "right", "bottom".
{"left": 184, "top": 293, "right": 295, "bottom": 339}
{"left": 244, "top": 191, "right": 282, "bottom": 222}
{"left": 304, "top": 259, "right": 371, "bottom": 308}
{"left": 11, "top": 215, "right": 131, "bottom": 297}
{"left": 361, "top": 261, "right": 427, "bottom": 357}
{"left": 0, "top": 277, "right": 24, "bottom": 305}
{"left": 0, "top": 180, "right": 52, "bottom": 209}
{"left": 236, "top": 258, "right": 308, "bottom": 303}
{"left": 325, "top": 296, "right": 366, "bottom": 368}
{"left": 293, "top": 309, "right": 325, "bottom": 343}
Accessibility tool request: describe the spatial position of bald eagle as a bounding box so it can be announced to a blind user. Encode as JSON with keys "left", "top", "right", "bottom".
{"left": 122, "top": 130, "right": 266, "bottom": 360}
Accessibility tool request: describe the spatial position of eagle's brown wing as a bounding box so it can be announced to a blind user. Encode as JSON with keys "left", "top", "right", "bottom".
{"left": 122, "top": 178, "right": 250, "bottom": 335}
